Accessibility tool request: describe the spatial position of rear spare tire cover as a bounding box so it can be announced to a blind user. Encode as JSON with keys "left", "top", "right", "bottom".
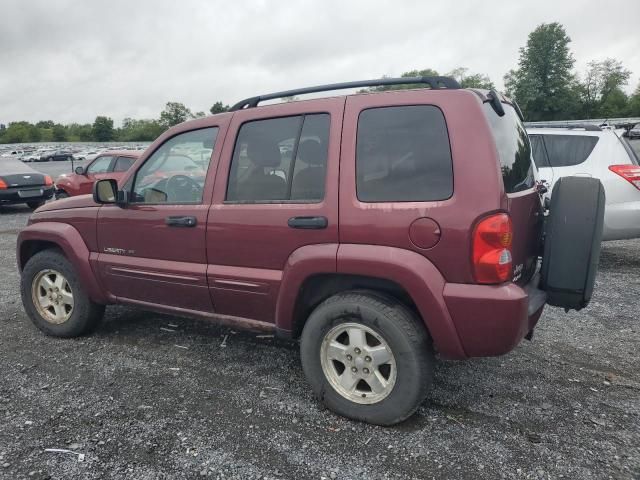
{"left": 541, "top": 176, "right": 605, "bottom": 310}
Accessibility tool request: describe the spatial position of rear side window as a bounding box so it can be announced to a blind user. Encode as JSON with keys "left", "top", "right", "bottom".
{"left": 483, "top": 103, "right": 535, "bottom": 193}
{"left": 114, "top": 156, "right": 135, "bottom": 172}
{"left": 542, "top": 135, "right": 598, "bottom": 167}
{"left": 356, "top": 106, "right": 453, "bottom": 202}
{"left": 226, "top": 114, "right": 330, "bottom": 203}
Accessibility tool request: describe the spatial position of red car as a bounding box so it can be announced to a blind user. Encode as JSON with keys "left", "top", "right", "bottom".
{"left": 54, "top": 151, "right": 141, "bottom": 198}
{"left": 18, "top": 77, "right": 604, "bottom": 425}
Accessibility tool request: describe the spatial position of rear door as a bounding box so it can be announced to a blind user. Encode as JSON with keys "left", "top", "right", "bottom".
{"left": 206, "top": 99, "right": 343, "bottom": 323}
{"left": 483, "top": 102, "right": 543, "bottom": 284}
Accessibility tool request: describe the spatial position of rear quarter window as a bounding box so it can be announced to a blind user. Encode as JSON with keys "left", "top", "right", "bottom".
{"left": 483, "top": 103, "right": 535, "bottom": 193}
{"left": 542, "top": 135, "right": 598, "bottom": 167}
{"left": 356, "top": 105, "right": 453, "bottom": 202}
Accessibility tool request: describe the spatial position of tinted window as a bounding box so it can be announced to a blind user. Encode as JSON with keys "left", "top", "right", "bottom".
{"left": 356, "top": 106, "right": 453, "bottom": 202}
{"left": 226, "top": 114, "right": 330, "bottom": 202}
{"left": 113, "top": 156, "right": 135, "bottom": 172}
{"left": 542, "top": 135, "right": 598, "bottom": 167}
{"left": 131, "top": 127, "right": 218, "bottom": 204}
{"left": 620, "top": 136, "right": 639, "bottom": 165}
{"left": 87, "top": 156, "right": 113, "bottom": 174}
{"left": 528, "top": 135, "right": 549, "bottom": 168}
{"left": 483, "top": 103, "right": 535, "bottom": 193}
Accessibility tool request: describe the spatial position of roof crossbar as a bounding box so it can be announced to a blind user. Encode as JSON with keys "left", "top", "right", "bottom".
{"left": 525, "top": 123, "right": 602, "bottom": 132}
{"left": 229, "top": 76, "right": 461, "bottom": 111}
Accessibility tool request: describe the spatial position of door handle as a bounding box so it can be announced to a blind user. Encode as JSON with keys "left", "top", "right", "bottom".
{"left": 165, "top": 216, "right": 197, "bottom": 227}
{"left": 287, "top": 216, "right": 328, "bottom": 229}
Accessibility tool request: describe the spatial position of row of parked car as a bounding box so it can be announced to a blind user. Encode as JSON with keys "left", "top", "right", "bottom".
{"left": 0, "top": 145, "right": 147, "bottom": 163}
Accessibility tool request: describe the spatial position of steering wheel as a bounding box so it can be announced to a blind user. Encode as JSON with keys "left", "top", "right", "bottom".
{"left": 165, "top": 174, "right": 202, "bottom": 202}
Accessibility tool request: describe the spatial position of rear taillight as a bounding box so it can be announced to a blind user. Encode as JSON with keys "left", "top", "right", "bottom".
{"left": 472, "top": 213, "right": 513, "bottom": 284}
{"left": 44, "top": 175, "right": 53, "bottom": 186}
{"left": 0, "top": 179, "right": 6, "bottom": 190}
{"left": 609, "top": 165, "right": 640, "bottom": 190}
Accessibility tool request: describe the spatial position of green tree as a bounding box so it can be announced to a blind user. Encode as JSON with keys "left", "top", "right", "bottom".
{"left": 581, "top": 58, "right": 631, "bottom": 117}
{"left": 159, "top": 102, "right": 193, "bottom": 129}
{"left": 210, "top": 101, "right": 229, "bottom": 114}
{"left": 52, "top": 124, "right": 67, "bottom": 142}
{"left": 92, "top": 116, "right": 115, "bottom": 141}
{"left": 504, "top": 23, "right": 580, "bottom": 121}
{"left": 35, "top": 120, "right": 55, "bottom": 129}
{"left": 628, "top": 83, "right": 640, "bottom": 117}
{"left": 118, "top": 118, "right": 165, "bottom": 141}
{"left": 448, "top": 67, "right": 495, "bottom": 89}
{"left": 2, "top": 122, "right": 31, "bottom": 143}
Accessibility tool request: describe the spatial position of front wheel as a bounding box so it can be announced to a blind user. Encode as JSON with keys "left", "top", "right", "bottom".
{"left": 300, "top": 291, "right": 434, "bottom": 426}
{"left": 21, "top": 249, "right": 105, "bottom": 337}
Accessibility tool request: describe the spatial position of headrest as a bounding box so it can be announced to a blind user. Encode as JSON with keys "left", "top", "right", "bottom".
{"left": 246, "top": 138, "right": 282, "bottom": 167}
{"left": 298, "top": 139, "right": 325, "bottom": 166}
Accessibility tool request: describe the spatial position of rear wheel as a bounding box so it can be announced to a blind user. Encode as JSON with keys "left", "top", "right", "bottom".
{"left": 21, "top": 250, "right": 105, "bottom": 337}
{"left": 26, "top": 200, "right": 45, "bottom": 210}
{"left": 300, "top": 291, "right": 434, "bottom": 426}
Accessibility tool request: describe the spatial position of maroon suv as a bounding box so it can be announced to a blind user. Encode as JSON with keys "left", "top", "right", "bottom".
{"left": 17, "top": 77, "right": 604, "bottom": 425}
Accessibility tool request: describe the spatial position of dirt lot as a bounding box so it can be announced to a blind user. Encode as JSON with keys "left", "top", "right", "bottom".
{"left": 0, "top": 203, "right": 638, "bottom": 480}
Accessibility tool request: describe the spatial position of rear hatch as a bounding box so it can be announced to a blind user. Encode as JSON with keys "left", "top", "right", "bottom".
{"left": 482, "top": 100, "right": 543, "bottom": 285}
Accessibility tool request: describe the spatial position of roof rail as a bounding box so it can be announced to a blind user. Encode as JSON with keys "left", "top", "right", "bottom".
{"left": 229, "top": 76, "right": 461, "bottom": 111}
{"left": 525, "top": 123, "right": 602, "bottom": 132}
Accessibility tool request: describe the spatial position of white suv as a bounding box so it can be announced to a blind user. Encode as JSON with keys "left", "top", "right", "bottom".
{"left": 527, "top": 125, "right": 640, "bottom": 241}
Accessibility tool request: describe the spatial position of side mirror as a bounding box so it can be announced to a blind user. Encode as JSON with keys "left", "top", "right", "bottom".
{"left": 75, "top": 166, "right": 85, "bottom": 175}
{"left": 93, "top": 179, "right": 119, "bottom": 205}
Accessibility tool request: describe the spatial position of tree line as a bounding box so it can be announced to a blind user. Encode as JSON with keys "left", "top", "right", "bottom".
{"left": 1, "top": 21, "right": 639, "bottom": 145}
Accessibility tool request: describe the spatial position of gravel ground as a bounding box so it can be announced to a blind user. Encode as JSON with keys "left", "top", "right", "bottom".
{"left": 0, "top": 203, "right": 639, "bottom": 480}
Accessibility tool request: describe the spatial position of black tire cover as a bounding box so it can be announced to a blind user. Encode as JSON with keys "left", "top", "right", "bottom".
{"left": 541, "top": 176, "right": 605, "bottom": 310}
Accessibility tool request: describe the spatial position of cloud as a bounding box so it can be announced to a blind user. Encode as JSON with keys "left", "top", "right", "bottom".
{"left": 0, "top": 0, "right": 638, "bottom": 125}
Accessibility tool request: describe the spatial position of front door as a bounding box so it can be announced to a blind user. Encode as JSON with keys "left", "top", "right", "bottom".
{"left": 96, "top": 125, "right": 226, "bottom": 312}
{"left": 78, "top": 155, "right": 115, "bottom": 195}
{"left": 206, "top": 99, "right": 344, "bottom": 323}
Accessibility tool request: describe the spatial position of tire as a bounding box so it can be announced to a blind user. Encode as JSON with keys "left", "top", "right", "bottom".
{"left": 20, "top": 249, "right": 105, "bottom": 337}
{"left": 541, "top": 176, "right": 605, "bottom": 310}
{"left": 56, "top": 191, "right": 69, "bottom": 200}
{"left": 300, "top": 290, "right": 434, "bottom": 426}
{"left": 26, "top": 200, "right": 45, "bottom": 210}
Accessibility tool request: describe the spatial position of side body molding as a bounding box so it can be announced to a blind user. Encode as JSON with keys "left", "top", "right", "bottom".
{"left": 17, "top": 222, "right": 111, "bottom": 304}
{"left": 336, "top": 244, "right": 466, "bottom": 359}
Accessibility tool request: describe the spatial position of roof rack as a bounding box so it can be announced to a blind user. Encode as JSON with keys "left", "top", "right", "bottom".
{"left": 229, "top": 76, "right": 461, "bottom": 111}
{"left": 525, "top": 123, "right": 602, "bottom": 132}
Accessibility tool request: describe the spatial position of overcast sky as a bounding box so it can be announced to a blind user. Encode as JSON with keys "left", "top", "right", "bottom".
{"left": 1, "top": 0, "right": 638, "bottom": 126}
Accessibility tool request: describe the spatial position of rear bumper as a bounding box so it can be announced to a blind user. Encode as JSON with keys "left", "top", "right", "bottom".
{"left": 603, "top": 201, "right": 640, "bottom": 241}
{"left": 443, "top": 274, "right": 546, "bottom": 358}
{"left": 0, "top": 186, "right": 54, "bottom": 204}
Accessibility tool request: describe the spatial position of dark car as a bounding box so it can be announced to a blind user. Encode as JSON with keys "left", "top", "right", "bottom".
{"left": 54, "top": 151, "right": 141, "bottom": 198}
{"left": 0, "top": 158, "right": 54, "bottom": 209}
{"left": 17, "top": 77, "right": 605, "bottom": 425}
{"left": 39, "top": 150, "right": 73, "bottom": 162}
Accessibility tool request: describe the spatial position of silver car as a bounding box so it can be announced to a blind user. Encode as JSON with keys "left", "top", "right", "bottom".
{"left": 527, "top": 125, "right": 640, "bottom": 241}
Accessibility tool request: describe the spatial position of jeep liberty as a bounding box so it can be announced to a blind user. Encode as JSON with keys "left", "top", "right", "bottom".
{"left": 17, "top": 77, "right": 605, "bottom": 425}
